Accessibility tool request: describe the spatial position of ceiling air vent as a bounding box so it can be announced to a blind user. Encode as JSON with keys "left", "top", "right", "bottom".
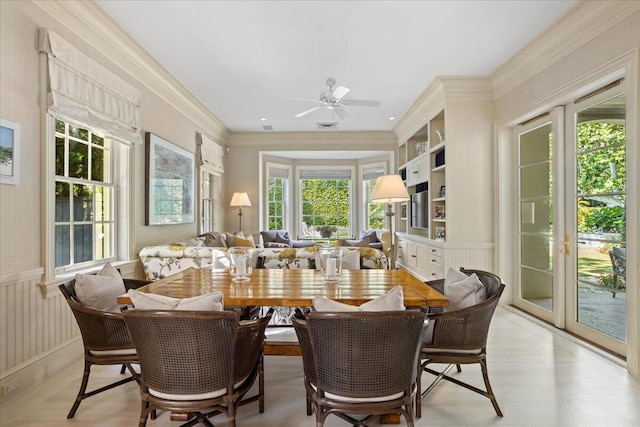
{"left": 262, "top": 125, "right": 273, "bottom": 131}
{"left": 316, "top": 122, "right": 338, "bottom": 130}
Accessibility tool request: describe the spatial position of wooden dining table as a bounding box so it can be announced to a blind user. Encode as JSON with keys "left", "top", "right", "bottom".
{"left": 118, "top": 266, "right": 448, "bottom": 308}
{"left": 119, "top": 267, "right": 448, "bottom": 355}
{"left": 119, "top": 267, "right": 447, "bottom": 425}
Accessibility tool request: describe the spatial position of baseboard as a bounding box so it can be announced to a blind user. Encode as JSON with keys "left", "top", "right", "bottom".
{"left": 0, "top": 338, "right": 83, "bottom": 402}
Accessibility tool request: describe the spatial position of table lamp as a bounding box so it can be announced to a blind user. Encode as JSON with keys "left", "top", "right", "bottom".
{"left": 370, "top": 174, "right": 409, "bottom": 269}
{"left": 230, "top": 192, "right": 251, "bottom": 233}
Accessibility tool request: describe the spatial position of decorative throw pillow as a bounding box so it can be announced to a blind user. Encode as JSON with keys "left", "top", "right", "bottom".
{"left": 224, "top": 231, "right": 244, "bottom": 248}
{"left": 274, "top": 232, "right": 292, "bottom": 247}
{"left": 233, "top": 235, "right": 255, "bottom": 247}
{"left": 443, "top": 268, "right": 486, "bottom": 312}
{"left": 313, "top": 285, "right": 404, "bottom": 312}
{"left": 359, "top": 230, "right": 379, "bottom": 244}
{"left": 211, "top": 249, "right": 230, "bottom": 268}
{"left": 74, "top": 262, "right": 126, "bottom": 313}
{"left": 341, "top": 248, "right": 361, "bottom": 270}
{"left": 127, "top": 289, "right": 224, "bottom": 311}
{"left": 202, "top": 232, "right": 227, "bottom": 248}
{"left": 337, "top": 238, "right": 370, "bottom": 247}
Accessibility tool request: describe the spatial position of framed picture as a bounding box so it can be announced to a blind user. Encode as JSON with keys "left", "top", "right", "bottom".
{"left": 0, "top": 119, "right": 20, "bottom": 185}
{"left": 145, "top": 132, "right": 195, "bottom": 225}
{"left": 434, "top": 206, "right": 446, "bottom": 219}
{"left": 435, "top": 227, "right": 446, "bottom": 240}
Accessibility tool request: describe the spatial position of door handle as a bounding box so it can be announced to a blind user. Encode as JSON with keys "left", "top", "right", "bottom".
{"left": 562, "top": 235, "right": 570, "bottom": 255}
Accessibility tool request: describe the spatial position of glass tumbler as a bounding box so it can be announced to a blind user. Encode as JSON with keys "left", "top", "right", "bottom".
{"left": 320, "top": 247, "right": 343, "bottom": 282}
{"left": 228, "top": 247, "right": 253, "bottom": 282}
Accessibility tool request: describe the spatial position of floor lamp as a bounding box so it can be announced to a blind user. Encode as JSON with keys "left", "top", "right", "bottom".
{"left": 371, "top": 174, "right": 409, "bottom": 269}
{"left": 230, "top": 192, "right": 251, "bottom": 233}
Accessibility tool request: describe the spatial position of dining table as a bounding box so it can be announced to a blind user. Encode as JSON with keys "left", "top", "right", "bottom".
{"left": 118, "top": 267, "right": 447, "bottom": 425}
{"left": 119, "top": 266, "right": 449, "bottom": 355}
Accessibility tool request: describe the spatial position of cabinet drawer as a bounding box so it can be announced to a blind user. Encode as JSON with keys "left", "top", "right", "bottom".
{"left": 428, "top": 265, "right": 444, "bottom": 280}
{"left": 428, "top": 254, "right": 443, "bottom": 269}
{"left": 426, "top": 245, "right": 443, "bottom": 258}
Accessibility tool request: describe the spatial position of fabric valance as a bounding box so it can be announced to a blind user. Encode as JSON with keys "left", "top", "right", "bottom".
{"left": 199, "top": 133, "right": 224, "bottom": 175}
{"left": 38, "top": 29, "right": 142, "bottom": 145}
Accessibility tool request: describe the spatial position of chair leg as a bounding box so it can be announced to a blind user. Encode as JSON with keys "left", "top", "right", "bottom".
{"left": 67, "top": 359, "right": 92, "bottom": 418}
{"left": 120, "top": 364, "right": 126, "bottom": 374}
{"left": 306, "top": 392, "right": 313, "bottom": 416}
{"left": 415, "top": 359, "right": 422, "bottom": 418}
{"left": 480, "top": 359, "right": 503, "bottom": 417}
{"left": 258, "top": 356, "right": 265, "bottom": 413}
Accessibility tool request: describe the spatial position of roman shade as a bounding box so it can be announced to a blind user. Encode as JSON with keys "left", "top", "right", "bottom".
{"left": 363, "top": 165, "right": 385, "bottom": 181}
{"left": 268, "top": 166, "right": 290, "bottom": 179}
{"left": 299, "top": 169, "right": 352, "bottom": 180}
{"left": 38, "top": 29, "right": 142, "bottom": 145}
{"left": 199, "top": 133, "right": 224, "bottom": 175}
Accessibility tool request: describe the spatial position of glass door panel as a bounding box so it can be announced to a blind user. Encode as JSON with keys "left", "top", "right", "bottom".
{"left": 516, "top": 121, "right": 556, "bottom": 322}
{"left": 569, "top": 93, "right": 626, "bottom": 347}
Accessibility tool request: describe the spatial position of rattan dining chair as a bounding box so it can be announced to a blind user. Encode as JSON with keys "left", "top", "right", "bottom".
{"left": 293, "top": 310, "right": 427, "bottom": 427}
{"left": 416, "top": 268, "right": 505, "bottom": 418}
{"left": 59, "top": 278, "right": 150, "bottom": 418}
{"left": 122, "top": 309, "right": 271, "bottom": 427}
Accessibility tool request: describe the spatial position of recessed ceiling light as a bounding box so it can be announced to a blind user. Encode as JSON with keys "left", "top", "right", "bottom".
{"left": 389, "top": 116, "right": 396, "bottom": 121}
{"left": 260, "top": 117, "right": 266, "bottom": 121}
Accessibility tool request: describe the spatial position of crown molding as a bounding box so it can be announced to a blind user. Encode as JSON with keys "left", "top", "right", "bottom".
{"left": 490, "top": 0, "right": 640, "bottom": 100}
{"left": 227, "top": 131, "right": 396, "bottom": 147}
{"left": 394, "top": 76, "right": 491, "bottom": 144}
{"left": 32, "top": 0, "right": 230, "bottom": 143}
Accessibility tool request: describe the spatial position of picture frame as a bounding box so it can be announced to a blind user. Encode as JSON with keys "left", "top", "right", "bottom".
{"left": 435, "top": 227, "right": 446, "bottom": 240}
{"left": 0, "top": 119, "right": 20, "bottom": 185}
{"left": 434, "top": 206, "right": 446, "bottom": 219}
{"left": 145, "top": 132, "right": 195, "bottom": 225}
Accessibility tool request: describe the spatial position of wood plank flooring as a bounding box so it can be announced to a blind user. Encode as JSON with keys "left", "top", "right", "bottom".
{"left": 2, "top": 307, "right": 640, "bottom": 426}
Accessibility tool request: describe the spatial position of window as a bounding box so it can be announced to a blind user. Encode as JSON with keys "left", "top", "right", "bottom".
{"left": 362, "top": 164, "right": 386, "bottom": 229}
{"left": 54, "top": 119, "right": 115, "bottom": 270}
{"left": 200, "top": 171, "right": 221, "bottom": 234}
{"left": 266, "top": 164, "right": 290, "bottom": 231}
{"left": 300, "top": 168, "right": 353, "bottom": 238}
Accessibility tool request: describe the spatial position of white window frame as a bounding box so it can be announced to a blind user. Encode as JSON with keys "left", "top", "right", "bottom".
{"left": 199, "top": 170, "right": 221, "bottom": 234}
{"left": 264, "top": 162, "right": 292, "bottom": 232}
{"left": 296, "top": 165, "right": 356, "bottom": 238}
{"left": 43, "top": 114, "right": 134, "bottom": 284}
{"left": 360, "top": 162, "right": 387, "bottom": 231}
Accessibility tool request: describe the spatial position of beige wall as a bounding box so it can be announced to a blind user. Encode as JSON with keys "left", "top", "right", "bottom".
{"left": 0, "top": 0, "right": 227, "bottom": 393}
{"left": 224, "top": 131, "right": 397, "bottom": 236}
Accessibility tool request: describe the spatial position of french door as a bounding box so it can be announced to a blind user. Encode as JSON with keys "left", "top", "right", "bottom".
{"left": 514, "top": 82, "right": 627, "bottom": 355}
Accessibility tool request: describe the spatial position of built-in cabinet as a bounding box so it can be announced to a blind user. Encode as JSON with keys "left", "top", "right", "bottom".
{"left": 394, "top": 77, "right": 494, "bottom": 280}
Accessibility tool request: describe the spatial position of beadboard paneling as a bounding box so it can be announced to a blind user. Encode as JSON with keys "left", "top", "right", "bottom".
{"left": 0, "top": 275, "right": 77, "bottom": 376}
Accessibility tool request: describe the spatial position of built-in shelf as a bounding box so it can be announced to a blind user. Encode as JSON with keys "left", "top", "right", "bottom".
{"left": 432, "top": 197, "right": 446, "bottom": 202}
{"left": 429, "top": 141, "right": 445, "bottom": 153}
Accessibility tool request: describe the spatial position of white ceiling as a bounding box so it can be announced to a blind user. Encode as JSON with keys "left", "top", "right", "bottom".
{"left": 99, "top": 0, "right": 575, "bottom": 133}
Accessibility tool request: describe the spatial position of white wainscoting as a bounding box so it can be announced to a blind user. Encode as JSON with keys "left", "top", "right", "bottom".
{"left": 0, "top": 269, "right": 80, "bottom": 399}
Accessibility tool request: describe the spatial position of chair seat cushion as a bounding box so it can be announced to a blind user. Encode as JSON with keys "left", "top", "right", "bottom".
{"left": 148, "top": 376, "right": 249, "bottom": 401}
{"left": 313, "top": 285, "right": 404, "bottom": 312}
{"left": 89, "top": 348, "right": 137, "bottom": 356}
{"left": 311, "top": 384, "right": 404, "bottom": 403}
{"left": 128, "top": 289, "right": 225, "bottom": 311}
{"left": 74, "top": 262, "right": 126, "bottom": 313}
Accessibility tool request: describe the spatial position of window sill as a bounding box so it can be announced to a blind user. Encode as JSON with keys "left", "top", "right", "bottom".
{"left": 39, "top": 260, "right": 139, "bottom": 299}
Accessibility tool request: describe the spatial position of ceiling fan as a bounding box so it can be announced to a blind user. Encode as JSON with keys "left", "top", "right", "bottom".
{"left": 288, "top": 78, "right": 380, "bottom": 120}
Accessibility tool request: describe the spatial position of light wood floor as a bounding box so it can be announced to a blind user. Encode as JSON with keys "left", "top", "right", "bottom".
{"left": 2, "top": 307, "right": 640, "bottom": 426}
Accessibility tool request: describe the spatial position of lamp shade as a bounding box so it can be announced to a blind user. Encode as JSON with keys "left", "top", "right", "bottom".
{"left": 370, "top": 174, "right": 409, "bottom": 203}
{"left": 230, "top": 192, "right": 251, "bottom": 207}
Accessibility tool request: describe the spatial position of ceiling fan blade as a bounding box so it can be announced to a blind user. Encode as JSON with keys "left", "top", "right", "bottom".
{"left": 341, "top": 99, "right": 380, "bottom": 107}
{"left": 295, "top": 105, "right": 323, "bottom": 118}
{"left": 334, "top": 105, "right": 350, "bottom": 120}
{"left": 330, "top": 85, "right": 350, "bottom": 100}
{"left": 286, "top": 97, "right": 324, "bottom": 104}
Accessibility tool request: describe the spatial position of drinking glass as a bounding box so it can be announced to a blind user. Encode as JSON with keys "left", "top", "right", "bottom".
{"left": 228, "top": 247, "right": 253, "bottom": 282}
{"left": 319, "top": 247, "right": 342, "bottom": 282}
